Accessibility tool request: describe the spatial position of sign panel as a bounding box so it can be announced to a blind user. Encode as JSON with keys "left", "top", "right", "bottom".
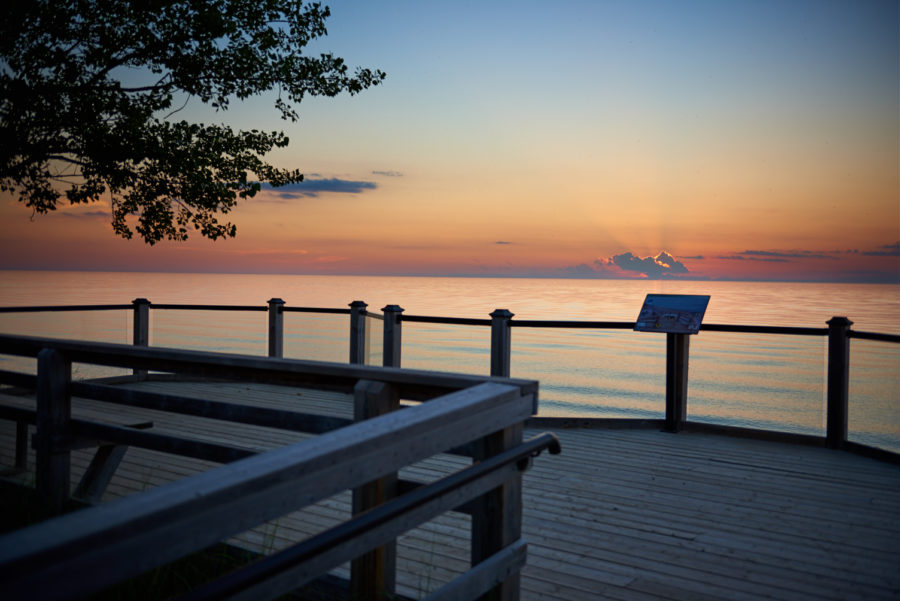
{"left": 634, "top": 294, "right": 710, "bottom": 334}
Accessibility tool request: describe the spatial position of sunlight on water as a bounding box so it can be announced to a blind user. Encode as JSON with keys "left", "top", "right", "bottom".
{"left": 0, "top": 309, "right": 132, "bottom": 379}
{"left": 512, "top": 329, "right": 666, "bottom": 418}
{"left": 152, "top": 310, "right": 267, "bottom": 355}
{"left": 0, "top": 309, "right": 131, "bottom": 343}
{"left": 364, "top": 314, "right": 384, "bottom": 367}
{"left": 1, "top": 271, "right": 898, "bottom": 452}
{"left": 401, "top": 323, "right": 490, "bottom": 375}
{"left": 689, "top": 333, "right": 826, "bottom": 435}
{"left": 284, "top": 314, "right": 349, "bottom": 364}
{"left": 849, "top": 340, "right": 900, "bottom": 452}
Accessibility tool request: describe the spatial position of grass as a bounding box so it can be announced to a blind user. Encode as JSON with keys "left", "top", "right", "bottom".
{"left": 0, "top": 479, "right": 88, "bottom": 532}
{"left": 0, "top": 481, "right": 398, "bottom": 600}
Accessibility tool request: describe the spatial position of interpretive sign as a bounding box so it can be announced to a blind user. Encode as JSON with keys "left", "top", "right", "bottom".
{"left": 634, "top": 294, "right": 710, "bottom": 334}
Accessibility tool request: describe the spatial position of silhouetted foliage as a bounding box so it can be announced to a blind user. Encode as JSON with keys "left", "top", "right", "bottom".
{"left": 0, "top": 1, "right": 384, "bottom": 243}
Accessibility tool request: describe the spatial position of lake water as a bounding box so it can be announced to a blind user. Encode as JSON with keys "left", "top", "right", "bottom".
{"left": 1, "top": 271, "right": 898, "bottom": 452}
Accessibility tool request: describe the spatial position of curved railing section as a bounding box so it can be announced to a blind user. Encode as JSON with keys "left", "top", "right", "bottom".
{"left": 0, "top": 332, "right": 553, "bottom": 601}
{"left": 0, "top": 298, "right": 897, "bottom": 461}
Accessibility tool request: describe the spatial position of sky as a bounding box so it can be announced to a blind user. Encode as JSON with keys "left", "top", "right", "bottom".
{"left": 1, "top": 0, "right": 898, "bottom": 282}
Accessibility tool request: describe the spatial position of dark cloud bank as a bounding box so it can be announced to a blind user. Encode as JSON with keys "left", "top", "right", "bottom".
{"left": 863, "top": 242, "right": 900, "bottom": 257}
{"left": 560, "top": 251, "right": 692, "bottom": 279}
{"left": 259, "top": 178, "right": 377, "bottom": 199}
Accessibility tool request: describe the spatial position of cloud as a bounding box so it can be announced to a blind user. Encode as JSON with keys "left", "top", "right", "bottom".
{"left": 863, "top": 242, "right": 900, "bottom": 257}
{"left": 494, "top": 241, "right": 513, "bottom": 245}
{"left": 58, "top": 210, "right": 109, "bottom": 219}
{"left": 555, "top": 251, "right": 692, "bottom": 279}
{"left": 561, "top": 263, "right": 600, "bottom": 276}
{"left": 606, "top": 251, "right": 690, "bottom": 278}
{"left": 742, "top": 250, "right": 837, "bottom": 260}
{"left": 719, "top": 244, "right": 900, "bottom": 262}
{"left": 259, "top": 178, "right": 377, "bottom": 200}
{"left": 372, "top": 170, "right": 403, "bottom": 177}
{"left": 720, "top": 249, "right": 846, "bottom": 262}
{"left": 312, "top": 255, "right": 348, "bottom": 264}
{"left": 229, "top": 248, "right": 309, "bottom": 256}
{"left": 718, "top": 254, "right": 788, "bottom": 263}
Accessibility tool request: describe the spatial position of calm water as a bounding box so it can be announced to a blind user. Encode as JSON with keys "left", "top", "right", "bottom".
{"left": 1, "top": 271, "right": 898, "bottom": 452}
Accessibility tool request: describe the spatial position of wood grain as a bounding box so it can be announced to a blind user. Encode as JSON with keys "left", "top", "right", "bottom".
{"left": 1, "top": 380, "right": 898, "bottom": 600}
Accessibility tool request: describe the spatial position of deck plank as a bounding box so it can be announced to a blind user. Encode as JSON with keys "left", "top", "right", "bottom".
{"left": 1, "top": 380, "right": 899, "bottom": 601}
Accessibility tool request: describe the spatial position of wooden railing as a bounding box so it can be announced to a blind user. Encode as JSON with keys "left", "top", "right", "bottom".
{"left": 2, "top": 298, "right": 899, "bottom": 458}
{"left": 0, "top": 333, "right": 557, "bottom": 601}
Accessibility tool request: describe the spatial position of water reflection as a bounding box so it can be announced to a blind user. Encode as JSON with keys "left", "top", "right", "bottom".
{"left": 1, "top": 272, "right": 897, "bottom": 452}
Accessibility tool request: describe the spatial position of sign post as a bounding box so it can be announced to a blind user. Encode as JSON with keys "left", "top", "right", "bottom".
{"left": 635, "top": 294, "right": 710, "bottom": 432}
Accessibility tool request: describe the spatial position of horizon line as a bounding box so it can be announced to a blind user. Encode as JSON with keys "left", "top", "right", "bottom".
{"left": 0, "top": 266, "right": 897, "bottom": 285}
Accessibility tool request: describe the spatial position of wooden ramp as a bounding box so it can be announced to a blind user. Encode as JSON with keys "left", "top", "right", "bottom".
{"left": 2, "top": 379, "right": 899, "bottom": 601}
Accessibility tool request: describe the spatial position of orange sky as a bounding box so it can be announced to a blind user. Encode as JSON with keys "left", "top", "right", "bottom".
{"left": 1, "top": 1, "right": 898, "bottom": 282}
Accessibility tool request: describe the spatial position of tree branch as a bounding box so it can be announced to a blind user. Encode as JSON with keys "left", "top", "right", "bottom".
{"left": 162, "top": 94, "right": 191, "bottom": 120}
{"left": 47, "top": 155, "right": 88, "bottom": 167}
{"left": 3, "top": 0, "right": 383, "bottom": 244}
{"left": 84, "top": 50, "right": 144, "bottom": 88}
{"left": 121, "top": 73, "right": 173, "bottom": 94}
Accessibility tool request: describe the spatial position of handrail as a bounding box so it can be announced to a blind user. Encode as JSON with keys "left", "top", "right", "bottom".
{"left": 144, "top": 303, "right": 351, "bottom": 314}
{"left": 150, "top": 303, "right": 267, "bottom": 312}
{"left": 0, "top": 380, "right": 538, "bottom": 600}
{"left": 0, "top": 334, "right": 538, "bottom": 401}
{"left": 0, "top": 303, "right": 350, "bottom": 315}
{"left": 1, "top": 300, "right": 897, "bottom": 456}
{"left": 284, "top": 306, "right": 351, "bottom": 315}
{"left": 179, "top": 432, "right": 561, "bottom": 601}
{"left": 402, "top": 314, "right": 492, "bottom": 326}
{"left": 849, "top": 330, "right": 900, "bottom": 343}
{"left": 0, "top": 304, "right": 132, "bottom": 312}
{"left": 0, "top": 335, "right": 543, "bottom": 601}
{"left": 1, "top": 302, "right": 894, "bottom": 339}
{"left": 71, "top": 381, "right": 354, "bottom": 435}
{"left": 510, "top": 320, "right": 829, "bottom": 336}
{"left": 398, "top": 317, "right": 833, "bottom": 336}
{"left": 701, "top": 323, "right": 828, "bottom": 336}
{"left": 511, "top": 319, "right": 634, "bottom": 329}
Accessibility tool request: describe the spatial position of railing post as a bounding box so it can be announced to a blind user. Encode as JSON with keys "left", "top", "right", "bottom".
{"left": 132, "top": 298, "right": 150, "bottom": 379}
{"left": 267, "top": 298, "right": 285, "bottom": 358}
{"left": 349, "top": 301, "right": 368, "bottom": 365}
{"left": 36, "top": 348, "right": 72, "bottom": 514}
{"left": 664, "top": 332, "right": 690, "bottom": 433}
{"left": 14, "top": 419, "right": 28, "bottom": 472}
{"left": 490, "top": 309, "right": 514, "bottom": 377}
{"left": 351, "top": 379, "right": 400, "bottom": 601}
{"left": 826, "top": 316, "right": 852, "bottom": 449}
{"left": 471, "top": 423, "right": 524, "bottom": 601}
{"left": 382, "top": 305, "right": 404, "bottom": 368}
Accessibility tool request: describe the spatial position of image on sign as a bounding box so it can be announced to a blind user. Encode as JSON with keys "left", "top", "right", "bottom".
{"left": 634, "top": 294, "right": 710, "bottom": 334}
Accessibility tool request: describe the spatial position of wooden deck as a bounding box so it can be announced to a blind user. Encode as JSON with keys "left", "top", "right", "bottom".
{"left": 2, "top": 379, "right": 899, "bottom": 601}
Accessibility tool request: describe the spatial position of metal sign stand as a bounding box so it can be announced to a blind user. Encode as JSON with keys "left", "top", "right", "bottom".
{"left": 635, "top": 294, "right": 710, "bottom": 432}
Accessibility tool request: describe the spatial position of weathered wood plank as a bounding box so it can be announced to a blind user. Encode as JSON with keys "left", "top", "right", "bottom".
{"left": 351, "top": 379, "right": 400, "bottom": 600}
{"left": 2, "top": 380, "right": 899, "bottom": 601}
{"left": 35, "top": 349, "right": 71, "bottom": 512}
{"left": 423, "top": 539, "right": 527, "bottom": 601}
{"left": 0, "top": 381, "right": 533, "bottom": 601}
{"left": 72, "top": 444, "right": 130, "bottom": 504}
{"left": 471, "top": 422, "right": 524, "bottom": 601}
{"left": 0, "top": 333, "right": 539, "bottom": 401}
{"left": 195, "top": 435, "right": 540, "bottom": 601}
{"left": 71, "top": 381, "right": 353, "bottom": 434}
